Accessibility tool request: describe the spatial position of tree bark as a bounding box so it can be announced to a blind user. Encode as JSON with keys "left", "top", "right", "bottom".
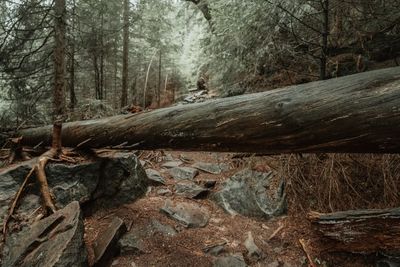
{"left": 68, "top": 0, "right": 77, "bottom": 110}
{"left": 16, "top": 67, "right": 400, "bottom": 154}
{"left": 121, "top": 0, "right": 129, "bottom": 108}
{"left": 308, "top": 208, "right": 400, "bottom": 254}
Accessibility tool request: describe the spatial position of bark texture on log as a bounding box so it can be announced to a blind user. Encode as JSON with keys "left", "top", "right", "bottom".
{"left": 308, "top": 208, "right": 400, "bottom": 254}
{"left": 16, "top": 67, "right": 400, "bottom": 154}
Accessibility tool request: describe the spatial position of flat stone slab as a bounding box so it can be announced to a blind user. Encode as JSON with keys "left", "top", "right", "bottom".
{"left": 160, "top": 200, "right": 210, "bottom": 228}
{"left": 118, "top": 231, "right": 146, "bottom": 256}
{"left": 168, "top": 167, "right": 199, "bottom": 180}
{"left": 2, "top": 201, "right": 87, "bottom": 267}
{"left": 213, "top": 254, "right": 248, "bottom": 267}
{"left": 212, "top": 169, "right": 286, "bottom": 218}
{"left": 192, "top": 162, "right": 224, "bottom": 174}
{"left": 162, "top": 161, "right": 183, "bottom": 168}
{"left": 93, "top": 217, "right": 127, "bottom": 267}
{"left": 145, "top": 169, "right": 166, "bottom": 185}
{"left": 175, "top": 181, "right": 209, "bottom": 199}
{"left": 118, "top": 219, "right": 177, "bottom": 255}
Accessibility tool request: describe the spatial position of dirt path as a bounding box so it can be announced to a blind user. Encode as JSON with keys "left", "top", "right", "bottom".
{"left": 84, "top": 151, "right": 375, "bottom": 267}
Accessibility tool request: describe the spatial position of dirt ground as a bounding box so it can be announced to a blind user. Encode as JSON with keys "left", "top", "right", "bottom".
{"left": 84, "top": 151, "right": 378, "bottom": 267}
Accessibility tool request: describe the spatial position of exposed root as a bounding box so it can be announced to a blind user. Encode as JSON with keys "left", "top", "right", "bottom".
{"left": 299, "top": 238, "right": 317, "bottom": 267}
{"left": 35, "top": 149, "right": 58, "bottom": 215}
{"left": 2, "top": 167, "right": 35, "bottom": 238}
{"left": 2, "top": 148, "right": 60, "bottom": 239}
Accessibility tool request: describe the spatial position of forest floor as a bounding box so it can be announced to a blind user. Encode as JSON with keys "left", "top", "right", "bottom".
{"left": 84, "top": 151, "right": 376, "bottom": 267}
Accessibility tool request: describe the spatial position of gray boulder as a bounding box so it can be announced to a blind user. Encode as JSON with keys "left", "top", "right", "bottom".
{"left": 2, "top": 201, "right": 87, "bottom": 267}
{"left": 0, "top": 152, "right": 149, "bottom": 226}
{"left": 212, "top": 169, "right": 286, "bottom": 218}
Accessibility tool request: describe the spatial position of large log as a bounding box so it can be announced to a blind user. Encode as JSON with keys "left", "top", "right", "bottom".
{"left": 16, "top": 67, "right": 400, "bottom": 153}
{"left": 308, "top": 208, "right": 400, "bottom": 254}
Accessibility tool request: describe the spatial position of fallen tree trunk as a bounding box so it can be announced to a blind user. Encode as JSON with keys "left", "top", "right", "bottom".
{"left": 308, "top": 208, "right": 400, "bottom": 254}
{"left": 15, "top": 67, "right": 400, "bottom": 153}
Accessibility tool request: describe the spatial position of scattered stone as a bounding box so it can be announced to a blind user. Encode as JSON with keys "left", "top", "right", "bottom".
{"left": 244, "top": 232, "right": 263, "bottom": 260}
{"left": 2, "top": 201, "right": 87, "bottom": 267}
{"left": 148, "top": 219, "right": 177, "bottom": 236}
{"left": 93, "top": 217, "right": 127, "bottom": 267}
{"left": 145, "top": 169, "right": 166, "bottom": 185}
{"left": 157, "top": 188, "right": 172, "bottom": 196}
{"left": 212, "top": 169, "right": 287, "bottom": 218}
{"left": 0, "top": 153, "right": 149, "bottom": 226}
{"left": 168, "top": 167, "right": 199, "bottom": 180}
{"left": 175, "top": 181, "right": 209, "bottom": 199}
{"left": 179, "top": 154, "right": 193, "bottom": 163}
{"left": 160, "top": 200, "right": 210, "bottom": 228}
{"left": 192, "top": 162, "right": 224, "bottom": 174}
{"left": 266, "top": 260, "right": 280, "bottom": 267}
{"left": 162, "top": 161, "right": 183, "bottom": 168}
{"left": 213, "top": 254, "right": 248, "bottom": 267}
{"left": 119, "top": 219, "right": 176, "bottom": 256}
{"left": 164, "top": 154, "right": 175, "bottom": 161}
{"left": 203, "top": 241, "right": 226, "bottom": 256}
{"left": 118, "top": 231, "right": 146, "bottom": 255}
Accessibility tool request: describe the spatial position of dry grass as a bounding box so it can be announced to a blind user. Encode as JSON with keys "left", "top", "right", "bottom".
{"left": 270, "top": 154, "right": 400, "bottom": 214}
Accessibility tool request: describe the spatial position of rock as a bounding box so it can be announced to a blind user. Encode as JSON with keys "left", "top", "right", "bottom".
{"left": 203, "top": 241, "right": 226, "bottom": 256}
{"left": 213, "top": 254, "right": 248, "bottom": 267}
{"left": 148, "top": 219, "right": 177, "bottom": 236}
{"left": 93, "top": 217, "right": 127, "bottom": 267}
{"left": 244, "top": 232, "right": 263, "bottom": 260}
{"left": 168, "top": 167, "right": 199, "bottom": 180}
{"left": 157, "top": 188, "right": 172, "bottom": 196}
{"left": 175, "top": 181, "right": 209, "bottom": 199}
{"left": 192, "top": 162, "right": 224, "bottom": 174}
{"left": 203, "top": 180, "right": 217, "bottom": 188}
{"left": 377, "top": 257, "right": 400, "bottom": 267}
{"left": 162, "top": 161, "right": 183, "bottom": 168}
{"left": 212, "top": 169, "right": 287, "bottom": 218}
{"left": 0, "top": 153, "right": 148, "bottom": 226}
{"left": 145, "top": 169, "right": 166, "bottom": 185}
{"left": 118, "top": 231, "right": 145, "bottom": 256}
{"left": 164, "top": 154, "right": 175, "bottom": 161}
{"left": 2, "top": 201, "right": 87, "bottom": 267}
{"left": 118, "top": 219, "right": 176, "bottom": 255}
{"left": 266, "top": 261, "right": 280, "bottom": 267}
{"left": 160, "top": 200, "right": 210, "bottom": 228}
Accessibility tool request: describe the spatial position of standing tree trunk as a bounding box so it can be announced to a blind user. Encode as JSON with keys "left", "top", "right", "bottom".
{"left": 320, "top": 0, "right": 329, "bottom": 80}
{"left": 53, "top": 0, "right": 66, "bottom": 149}
{"left": 99, "top": 5, "right": 105, "bottom": 100}
{"left": 157, "top": 50, "right": 162, "bottom": 108}
{"left": 68, "top": 0, "right": 77, "bottom": 110}
{"left": 121, "top": 0, "right": 129, "bottom": 108}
